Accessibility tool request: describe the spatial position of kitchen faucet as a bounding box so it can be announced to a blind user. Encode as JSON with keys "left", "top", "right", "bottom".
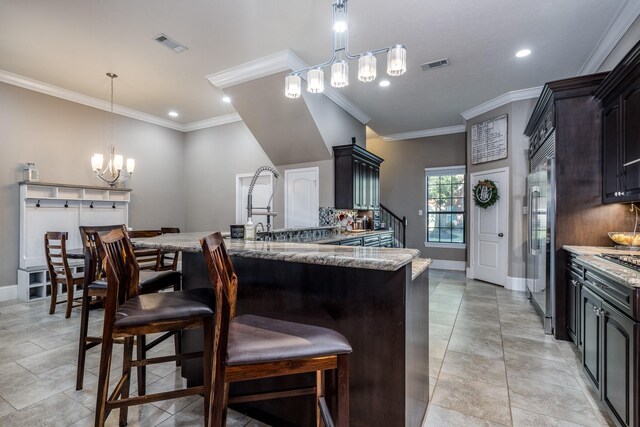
{"left": 247, "top": 166, "right": 279, "bottom": 235}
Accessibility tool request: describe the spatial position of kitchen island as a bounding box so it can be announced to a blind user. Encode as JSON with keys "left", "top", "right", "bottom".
{"left": 135, "top": 232, "right": 430, "bottom": 427}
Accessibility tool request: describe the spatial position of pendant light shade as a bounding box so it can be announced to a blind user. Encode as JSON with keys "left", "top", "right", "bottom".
{"left": 387, "top": 45, "right": 407, "bottom": 76}
{"left": 358, "top": 53, "right": 377, "bottom": 82}
{"left": 331, "top": 61, "right": 349, "bottom": 88}
{"left": 307, "top": 68, "right": 325, "bottom": 93}
{"left": 285, "top": 74, "right": 302, "bottom": 98}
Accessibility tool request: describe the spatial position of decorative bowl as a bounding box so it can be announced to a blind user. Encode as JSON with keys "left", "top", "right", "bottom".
{"left": 608, "top": 232, "right": 640, "bottom": 247}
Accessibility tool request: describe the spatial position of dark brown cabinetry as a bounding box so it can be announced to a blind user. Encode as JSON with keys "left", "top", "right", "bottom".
{"left": 334, "top": 143, "right": 383, "bottom": 210}
{"left": 595, "top": 40, "right": 640, "bottom": 203}
{"left": 570, "top": 255, "right": 639, "bottom": 427}
{"left": 567, "top": 255, "right": 584, "bottom": 346}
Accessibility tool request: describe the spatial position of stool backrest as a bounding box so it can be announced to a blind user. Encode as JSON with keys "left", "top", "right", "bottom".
{"left": 44, "top": 231, "right": 72, "bottom": 285}
{"left": 201, "top": 232, "right": 238, "bottom": 375}
{"left": 129, "top": 230, "right": 162, "bottom": 270}
{"left": 96, "top": 228, "right": 140, "bottom": 309}
{"left": 79, "top": 225, "right": 127, "bottom": 284}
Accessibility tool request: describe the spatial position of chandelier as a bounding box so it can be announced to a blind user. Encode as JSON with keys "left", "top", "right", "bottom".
{"left": 284, "top": 0, "right": 406, "bottom": 98}
{"left": 91, "top": 73, "right": 135, "bottom": 187}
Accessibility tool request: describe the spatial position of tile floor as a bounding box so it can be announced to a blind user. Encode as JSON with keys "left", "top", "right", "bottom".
{"left": 0, "top": 269, "right": 615, "bottom": 426}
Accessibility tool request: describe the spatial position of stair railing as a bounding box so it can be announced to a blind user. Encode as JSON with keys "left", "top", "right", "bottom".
{"left": 380, "top": 204, "right": 407, "bottom": 248}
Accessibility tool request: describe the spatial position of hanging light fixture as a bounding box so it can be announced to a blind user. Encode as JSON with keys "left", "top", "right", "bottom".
{"left": 91, "top": 73, "right": 135, "bottom": 187}
{"left": 284, "top": 0, "right": 406, "bottom": 98}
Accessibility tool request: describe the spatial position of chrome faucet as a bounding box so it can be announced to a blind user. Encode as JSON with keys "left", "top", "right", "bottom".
{"left": 247, "top": 166, "right": 279, "bottom": 233}
{"left": 256, "top": 222, "right": 265, "bottom": 233}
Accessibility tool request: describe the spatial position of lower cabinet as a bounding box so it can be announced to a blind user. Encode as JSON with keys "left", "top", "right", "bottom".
{"left": 331, "top": 232, "right": 394, "bottom": 247}
{"left": 581, "top": 280, "right": 637, "bottom": 427}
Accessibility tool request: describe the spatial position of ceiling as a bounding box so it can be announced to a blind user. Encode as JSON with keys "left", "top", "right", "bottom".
{"left": 0, "top": 0, "right": 633, "bottom": 137}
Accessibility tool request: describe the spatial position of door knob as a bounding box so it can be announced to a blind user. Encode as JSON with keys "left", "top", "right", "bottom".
{"left": 498, "top": 233, "right": 504, "bottom": 237}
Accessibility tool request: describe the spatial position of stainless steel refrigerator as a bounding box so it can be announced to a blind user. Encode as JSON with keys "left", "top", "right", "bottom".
{"left": 526, "top": 157, "right": 556, "bottom": 334}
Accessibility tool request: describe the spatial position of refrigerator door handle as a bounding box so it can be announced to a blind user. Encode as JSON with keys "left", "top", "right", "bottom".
{"left": 528, "top": 186, "right": 540, "bottom": 255}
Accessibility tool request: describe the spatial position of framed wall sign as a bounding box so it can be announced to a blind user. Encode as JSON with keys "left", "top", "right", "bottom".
{"left": 471, "top": 114, "right": 508, "bottom": 165}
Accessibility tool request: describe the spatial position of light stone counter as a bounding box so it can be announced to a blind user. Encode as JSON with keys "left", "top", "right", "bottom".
{"left": 564, "top": 245, "right": 640, "bottom": 287}
{"left": 135, "top": 231, "right": 421, "bottom": 271}
{"left": 411, "top": 258, "right": 432, "bottom": 281}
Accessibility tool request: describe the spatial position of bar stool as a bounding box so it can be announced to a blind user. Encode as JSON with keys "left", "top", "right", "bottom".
{"left": 128, "top": 230, "right": 163, "bottom": 270}
{"left": 201, "top": 232, "right": 351, "bottom": 426}
{"left": 159, "top": 227, "right": 180, "bottom": 271}
{"left": 44, "top": 231, "right": 84, "bottom": 318}
{"left": 75, "top": 225, "right": 182, "bottom": 391}
{"left": 94, "top": 228, "right": 215, "bottom": 427}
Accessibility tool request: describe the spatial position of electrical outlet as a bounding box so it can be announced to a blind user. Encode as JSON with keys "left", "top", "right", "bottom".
{"left": 418, "top": 210, "right": 423, "bottom": 216}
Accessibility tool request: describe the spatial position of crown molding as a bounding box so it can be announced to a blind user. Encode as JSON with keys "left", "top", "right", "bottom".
{"left": 205, "top": 49, "right": 371, "bottom": 124}
{"left": 382, "top": 125, "right": 466, "bottom": 141}
{"left": 0, "top": 69, "right": 185, "bottom": 131}
{"left": 579, "top": 0, "right": 640, "bottom": 75}
{"left": 182, "top": 113, "right": 242, "bottom": 132}
{"left": 0, "top": 69, "right": 247, "bottom": 133}
{"left": 460, "top": 87, "right": 542, "bottom": 120}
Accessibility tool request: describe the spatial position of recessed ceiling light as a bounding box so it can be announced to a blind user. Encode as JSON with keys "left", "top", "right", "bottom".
{"left": 516, "top": 49, "right": 531, "bottom": 58}
{"left": 168, "top": 111, "right": 179, "bottom": 117}
{"left": 222, "top": 96, "right": 231, "bottom": 103}
{"left": 379, "top": 80, "right": 390, "bottom": 87}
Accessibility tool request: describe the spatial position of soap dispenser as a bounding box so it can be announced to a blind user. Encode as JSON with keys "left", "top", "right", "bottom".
{"left": 244, "top": 217, "right": 256, "bottom": 241}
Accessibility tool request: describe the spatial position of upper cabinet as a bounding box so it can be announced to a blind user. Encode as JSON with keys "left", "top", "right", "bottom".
{"left": 594, "top": 39, "right": 640, "bottom": 204}
{"left": 334, "top": 142, "right": 383, "bottom": 210}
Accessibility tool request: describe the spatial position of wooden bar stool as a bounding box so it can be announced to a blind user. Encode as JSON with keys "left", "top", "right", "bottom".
{"left": 159, "top": 227, "right": 180, "bottom": 271}
{"left": 94, "top": 228, "right": 215, "bottom": 427}
{"left": 44, "top": 231, "right": 84, "bottom": 318}
{"left": 75, "top": 225, "right": 183, "bottom": 391}
{"left": 201, "top": 232, "right": 351, "bottom": 427}
{"left": 128, "top": 230, "right": 163, "bottom": 270}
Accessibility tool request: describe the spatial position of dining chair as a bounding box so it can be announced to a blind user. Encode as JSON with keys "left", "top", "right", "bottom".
{"left": 44, "top": 231, "right": 84, "bottom": 318}
{"left": 75, "top": 225, "right": 182, "bottom": 391}
{"left": 159, "top": 227, "right": 180, "bottom": 271}
{"left": 200, "top": 232, "right": 351, "bottom": 427}
{"left": 94, "top": 228, "right": 215, "bottom": 427}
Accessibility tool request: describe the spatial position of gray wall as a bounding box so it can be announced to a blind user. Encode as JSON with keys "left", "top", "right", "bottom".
{"left": 182, "top": 121, "right": 275, "bottom": 232}
{"left": 0, "top": 82, "right": 186, "bottom": 286}
{"left": 367, "top": 133, "right": 467, "bottom": 261}
{"left": 466, "top": 98, "right": 536, "bottom": 279}
{"left": 598, "top": 15, "right": 640, "bottom": 72}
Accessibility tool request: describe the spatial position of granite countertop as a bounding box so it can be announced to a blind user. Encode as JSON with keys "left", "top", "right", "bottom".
{"left": 563, "top": 245, "right": 640, "bottom": 287}
{"left": 411, "top": 258, "right": 431, "bottom": 280}
{"left": 134, "top": 231, "right": 420, "bottom": 271}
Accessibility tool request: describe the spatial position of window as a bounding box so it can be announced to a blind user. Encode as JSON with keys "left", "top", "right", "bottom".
{"left": 426, "top": 166, "right": 465, "bottom": 245}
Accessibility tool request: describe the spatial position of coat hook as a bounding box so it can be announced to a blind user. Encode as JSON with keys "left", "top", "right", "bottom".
{"left": 36, "top": 200, "right": 40, "bottom": 208}
{"left": 64, "top": 201, "right": 69, "bottom": 208}
{"left": 112, "top": 202, "right": 116, "bottom": 209}
{"left": 89, "top": 201, "right": 94, "bottom": 209}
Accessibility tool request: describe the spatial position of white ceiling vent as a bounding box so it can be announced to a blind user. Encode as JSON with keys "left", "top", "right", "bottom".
{"left": 421, "top": 58, "right": 449, "bottom": 71}
{"left": 154, "top": 33, "right": 188, "bottom": 53}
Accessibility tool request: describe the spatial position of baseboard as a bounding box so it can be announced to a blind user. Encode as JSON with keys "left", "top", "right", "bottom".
{"left": 0, "top": 285, "right": 17, "bottom": 301}
{"left": 430, "top": 260, "right": 466, "bottom": 271}
{"left": 506, "top": 276, "right": 527, "bottom": 292}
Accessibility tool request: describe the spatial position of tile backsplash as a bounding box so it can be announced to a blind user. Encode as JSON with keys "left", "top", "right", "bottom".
{"left": 319, "top": 207, "right": 359, "bottom": 226}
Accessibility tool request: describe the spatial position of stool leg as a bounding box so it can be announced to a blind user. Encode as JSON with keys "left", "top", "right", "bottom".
{"left": 316, "top": 370, "right": 325, "bottom": 427}
{"left": 64, "top": 283, "right": 74, "bottom": 319}
{"left": 337, "top": 354, "right": 349, "bottom": 427}
{"left": 119, "top": 336, "right": 134, "bottom": 427}
{"left": 76, "top": 287, "right": 91, "bottom": 390}
{"left": 95, "top": 331, "right": 114, "bottom": 427}
{"left": 203, "top": 319, "right": 213, "bottom": 427}
{"left": 49, "top": 281, "right": 58, "bottom": 315}
{"left": 136, "top": 335, "right": 146, "bottom": 396}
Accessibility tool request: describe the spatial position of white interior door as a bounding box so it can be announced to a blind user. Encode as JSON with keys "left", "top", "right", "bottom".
{"left": 285, "top": 167, "right": 319, "bottom": 228}
{"left": 470, "top": 167, "right": 508, "bottom": 286}
{"left": 236, "top": 173, "right": 273, "bottom": 227}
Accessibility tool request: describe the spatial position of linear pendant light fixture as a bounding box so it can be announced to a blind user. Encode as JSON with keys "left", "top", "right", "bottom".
{"left": 284, "top": 0, "right": 407, "bottom": 98}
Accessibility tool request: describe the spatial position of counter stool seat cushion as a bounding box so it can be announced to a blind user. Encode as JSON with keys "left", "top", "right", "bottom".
{"left": 227, "top": 314, "right": 352, "bottom": 366}
{"left": 114, "top": 288, "right": 214, "bottom": 329}
{"left": 138, "top": 270, "right": 181, "bottom": 294}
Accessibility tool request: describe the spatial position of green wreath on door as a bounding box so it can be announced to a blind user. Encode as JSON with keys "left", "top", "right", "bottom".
{"left": 472, "top": 179, "right": 500, "bottom": 209}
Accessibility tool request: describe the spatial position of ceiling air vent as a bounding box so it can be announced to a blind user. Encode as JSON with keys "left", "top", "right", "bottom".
{"left": 154, "top": 33, "right": 188, "bottom": 53}
{"left": 421, "top": 58, "right": 449, "bottom": 71}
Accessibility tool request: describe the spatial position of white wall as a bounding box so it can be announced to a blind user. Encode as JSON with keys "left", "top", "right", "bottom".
{"left": 0, "top": 82, "right": 186, "bottom": 287}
